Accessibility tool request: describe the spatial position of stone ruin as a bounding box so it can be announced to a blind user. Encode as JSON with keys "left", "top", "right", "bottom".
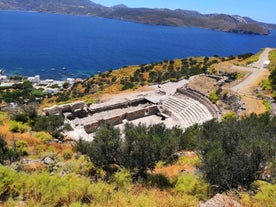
{"left": 44, "top": 98, "right": 160, "bottom": 134}
{"left": 43, "top": 101, "right": 86, "bottom": 116}
{"left": 43, "top": 82, "right": 222, "bottom": 135}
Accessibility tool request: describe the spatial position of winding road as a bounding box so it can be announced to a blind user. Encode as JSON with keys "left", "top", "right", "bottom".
{"left": 231, "top": 48, "right": 272, "bottom": 95}
{"left": 230, "top": 48, "right": 272, "bottom": 115}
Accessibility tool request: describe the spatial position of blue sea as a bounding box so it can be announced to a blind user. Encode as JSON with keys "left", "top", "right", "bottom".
{"left": 0, "top": 10, "right": 276, "bottom": 80}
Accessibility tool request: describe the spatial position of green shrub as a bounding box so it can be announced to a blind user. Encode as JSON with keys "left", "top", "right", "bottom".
{"left": 263, "top": 100, "right": 271, "bottom": 112}
{"left": 62, "top": 149, "right": 73, "bottom": 160}
{"left": 9, "top": 121, "right": 30, "bottom": 133}
{"left": 112, "top": 168, "right": 132, "bottom": 190}
{"left": 174, "top": 173, "right": 209, "bottom": 200}
{"left": 175, "top": 155, "right": 200, "bottom": 167}
{"left": 15, "top": 140, "right": 28, "bottom": 156}
{"left": 0, "top": 166, "right": 24, "bottom": 200}
{"left": 209, "top": 92, "right": 219, "bottom": 104}
{"left": 222, "top": 112, "right": 237, "bottom": 121}
{"left": 34, "top": 132, "right": 52, "bottom": 142}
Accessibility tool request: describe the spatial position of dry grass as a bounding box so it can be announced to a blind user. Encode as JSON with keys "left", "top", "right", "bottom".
{"left": 153, "top": 152, "right": 199, "bottom": 178}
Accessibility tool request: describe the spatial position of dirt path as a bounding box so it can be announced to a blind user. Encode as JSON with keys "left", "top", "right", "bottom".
{"left": 230, "top": 48, "right": 272, "bottom": 115}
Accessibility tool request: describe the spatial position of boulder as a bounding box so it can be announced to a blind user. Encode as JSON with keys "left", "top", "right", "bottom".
{"left": 198, "top": 194, "right": 241, "bottom": 207}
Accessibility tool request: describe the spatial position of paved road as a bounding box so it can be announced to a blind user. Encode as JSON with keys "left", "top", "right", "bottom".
{"left": 231, "top": 48, "right": 272, "bottom": 94}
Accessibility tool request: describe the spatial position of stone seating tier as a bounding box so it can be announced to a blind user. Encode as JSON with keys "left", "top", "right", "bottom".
{"left": 163, "top": 95, "right": 214, "bottom": 129}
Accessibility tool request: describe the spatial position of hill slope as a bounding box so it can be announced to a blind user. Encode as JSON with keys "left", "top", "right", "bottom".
{"left": 0, "top": 0, "right": 272, "bottom": 35}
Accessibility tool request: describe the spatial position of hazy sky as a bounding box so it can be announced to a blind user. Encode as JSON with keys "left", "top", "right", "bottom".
{"left": 93, "top": 0, "right": 276, "bottom": 23}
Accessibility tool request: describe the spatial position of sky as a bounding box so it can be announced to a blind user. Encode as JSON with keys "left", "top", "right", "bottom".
{"left": 93, "top": 0, "right": 276, "bottom": 24}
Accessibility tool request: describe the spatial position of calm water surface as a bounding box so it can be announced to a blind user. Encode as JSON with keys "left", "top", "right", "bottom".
{"left": 0, "top": 11, "right": 276, "bottom": 79}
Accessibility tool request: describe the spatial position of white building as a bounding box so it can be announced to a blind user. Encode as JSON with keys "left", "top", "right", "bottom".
{"left": 27, "top": 75, "right": 40, "bottom": 83}
{"left": 27, "top": 77, "right": 35, "bottom": 82}
{"left": 0, "top": 75, "right": 8, "bottom": 82}
{"left": 45, "top": 79, "right": 54, "bottom": 85}
{"left": 44, "top": 88, "right": 59, "bottom": 94}
{"left": 263, "top": 60, "right": 270, "bottom": 68}
{"left": 34, "top": 75, "right": 40, "bottom": 83}
{"left": 66, "top": 78, "right": 75, "bottom": 85}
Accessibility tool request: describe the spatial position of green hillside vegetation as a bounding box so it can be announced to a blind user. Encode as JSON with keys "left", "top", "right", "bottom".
{"left": 0, "top": 51, "right": 276, "bottom": 206}
{"left": 0, "top": 114, "right": 275, "bottom": 206}
{"left": 0, "top": 80, "right": 46, "bottom": 105}
{"left": 45, "top": 55, "right": 250, "bottom": 106}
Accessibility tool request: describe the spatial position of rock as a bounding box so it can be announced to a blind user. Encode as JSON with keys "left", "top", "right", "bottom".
{"left": 198, "top": 194, "right": 241, "bottom": 207}
{"left": 42, "top": 156, "right": 54, "bottom": 165}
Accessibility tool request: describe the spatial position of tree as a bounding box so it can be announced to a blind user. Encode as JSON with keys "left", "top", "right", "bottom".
{"left": 197, "top": 114, "right": 275, "bottom": 191}
{"left": 0, "top": 135, "right": 20, "bottom": 164}
{"left": 0, "top": 135, "right": 9, "bottom": 164}
{"left": 269, "top": 67, "right": 276, "bottom": 91}
{"left": 121, "top": 123, "right": 178, "bottom": 175}
{"left": 33, "top": 115, "right": 64, "bottom": 138}
{"left": 76, "top": 124, "right": 121, "bottom": 167}
{"left": 121, "top": 123, "right": 155, "bottom": 174}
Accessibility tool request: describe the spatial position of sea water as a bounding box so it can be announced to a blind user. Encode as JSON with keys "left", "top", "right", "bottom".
{"left": 0, "top": 10, "right": 276, "bottom": 80}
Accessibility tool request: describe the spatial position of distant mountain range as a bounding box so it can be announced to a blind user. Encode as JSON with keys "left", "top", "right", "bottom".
{"left": 0, "top": 0, "right": 275, "bottom": 35}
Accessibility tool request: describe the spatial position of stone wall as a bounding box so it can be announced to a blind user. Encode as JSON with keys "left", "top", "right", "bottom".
{"left": 43, "top": 105, "right": 61, "bottom": 116}
{"left": 73, "top": 109, "right": 88, "bottom": 118}
{"left": 71, "top": 101, "right": 86, "bottom": 112}
{"left": 84, "top": 121, "right": 99, "bottom": 134}
{"left": 126, "top": 108, "right": 146, "bottom": 121}
{"left": 128, "top": 98, "right": 147, "bottom": 106}
{"left": 58, "top": 99, "right": 162, "bottom": 134}
{"left": 105, "top": 114, "right": 125, "bottom": 126}
{"left": 43, "top": 101, "right": 85, "bottom": 116}
{"left": 88, "top": 101, "right": 129, "bottom": 114}
{"left": 147, "top": 105, "right": 158, "bottom": 116}
{"left": 61, "top": 104, "right": 71, "bottom": 113}
{"left": 83, "top": 105, "right": 160, "bottom": 134}
{"left": 88, "top": 98, "right": 147, "bottom": 114}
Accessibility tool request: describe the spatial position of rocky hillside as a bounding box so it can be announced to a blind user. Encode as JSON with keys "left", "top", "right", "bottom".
{"left": 0, "top": 0, "right": 273, "bottom": 35}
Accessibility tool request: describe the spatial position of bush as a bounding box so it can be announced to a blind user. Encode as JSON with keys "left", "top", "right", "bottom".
{"left": 62, "top": 149, "right": 73, "bottom": 160}
{"left": 253, "top": 181, "right": 276, "bottom": 205}
{"left": 198, "top": 114, "right": 276, "bottom": 190}
{"left": 34, "top": 132, "right": 52, "bottom": 142}
{"left": 263, "top": 100, "right": 271, "bottom": 112}
{"left": 174, "top": 173, "right": 209, "bottom": 200}
{"left": 209, "top": 91, "right": 219, "bottom": 104}
{"left": 15, "top": 140, "right": 28, "bottom": 156}
{"left": 33, "top": 115, "right": 64, "bottom": 137}
{"left": 9, "top": 121, "right": 30, "bottom": 133}
{"left": 0, "top": 135, "right": 9, "bottom": 164}
{"left": 222, "top": 112, "right": 237, "bottom": 121}
{"left": 112, "top": 168, "right": 132, "bottom": 190}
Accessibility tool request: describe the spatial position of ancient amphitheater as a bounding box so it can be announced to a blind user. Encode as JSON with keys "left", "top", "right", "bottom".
{"left": 43, "top": 79, "right": 221, "bottom": 140}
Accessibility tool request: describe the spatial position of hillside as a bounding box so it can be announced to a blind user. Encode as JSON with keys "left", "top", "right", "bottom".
{"left": 0, "top": 0, "right": 272, "bottom": 35}
{"left": 0, "top": 50, "right": 275, "bottom": 206}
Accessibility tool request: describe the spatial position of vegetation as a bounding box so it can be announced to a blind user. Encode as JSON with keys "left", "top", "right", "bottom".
{"left": 0, "top": 80, "right": 46, "bottom": 105}
{"left": 209, "top": 91, "right": 219, "bottom": 103}
{"left": 263, "top": 99, "right": 271, "bottom": 112}
{"left": 76, "top": 113, "right": 275, "bottom": 192}
{"left": 0, "top": 135, "right": 20, "bottom": 164}
{"left": 268, "top": 49, "right": 276, "bottom": 70}
{"left": 76, "top": 123, "right": 198, "bottom": 176}
{"left": 198, "top": 113, "right": 276, "bottom": 191}
{"left": 0, "top": 112, "right": 275, "bottom": 206}
{"left": 46, "top": 56, "right": 224, "bottom": 105}
{"left": 0, "top": 51, "right": 275, "bottom": 206}
{"left": 33, "top": 115, "right": 65, "bottom": 138}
